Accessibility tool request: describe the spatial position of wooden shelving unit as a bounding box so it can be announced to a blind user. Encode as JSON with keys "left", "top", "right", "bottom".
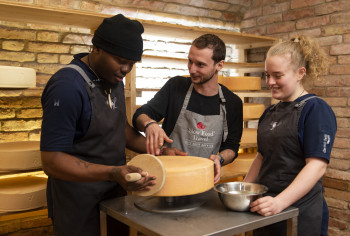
{"left": 0, "top": 0, "right": 277, "bottom": 120}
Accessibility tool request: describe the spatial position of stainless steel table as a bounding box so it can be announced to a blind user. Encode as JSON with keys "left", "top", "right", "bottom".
{"left": 100, "top": 190, "right": 298, "bottom": 236}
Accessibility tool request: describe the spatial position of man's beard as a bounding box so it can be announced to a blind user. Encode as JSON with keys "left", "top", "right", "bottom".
{"left": 192, "top": 69, "right": 217, "bottom": 85}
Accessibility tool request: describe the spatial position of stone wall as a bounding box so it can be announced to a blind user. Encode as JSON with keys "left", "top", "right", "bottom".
{"left": 241, "top": 0, "right": 350, "bottom": 235}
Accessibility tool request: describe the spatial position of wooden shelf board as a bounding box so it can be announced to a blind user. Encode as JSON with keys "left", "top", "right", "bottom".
{"left": 0, "top": 1, "right": 277, "bottom": 46}
{"left": 141, "top": 54, "right": 264, "bottom": 69}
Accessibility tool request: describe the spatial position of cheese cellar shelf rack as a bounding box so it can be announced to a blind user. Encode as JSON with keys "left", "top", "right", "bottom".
{"left": 0, "top": 0, "right": 277, "bottom": 120}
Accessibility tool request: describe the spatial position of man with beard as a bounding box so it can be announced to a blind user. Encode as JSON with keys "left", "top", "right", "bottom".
{"left": 133, "top": 34, "right": 243, "bottom": 183}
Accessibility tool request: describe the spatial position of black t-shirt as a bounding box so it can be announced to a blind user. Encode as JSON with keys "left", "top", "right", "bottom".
{"left": 133, "top": 76, "right": 243, "bottom": 155}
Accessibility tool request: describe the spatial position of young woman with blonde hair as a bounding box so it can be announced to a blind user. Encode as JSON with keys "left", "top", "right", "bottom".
{"left": 244, "top": 35, "right": 337, "bottom": 236}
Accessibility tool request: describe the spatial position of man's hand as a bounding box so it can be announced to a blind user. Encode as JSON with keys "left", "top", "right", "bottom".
{"left": 209, "top": 155, "right": 221, "bottom": 184}
{"left": 110, "top": 165, "right": 156, "bottom": 192}
{"left": 161, "top": 147, "right": 188, "bottom": 156}
{"left": 144, "top": 122, "right": 173, "bottom": 155}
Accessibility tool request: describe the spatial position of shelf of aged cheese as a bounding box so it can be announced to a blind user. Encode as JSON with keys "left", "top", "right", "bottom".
{"left": 0, "top": 0, "right": 277, "bottom": 48}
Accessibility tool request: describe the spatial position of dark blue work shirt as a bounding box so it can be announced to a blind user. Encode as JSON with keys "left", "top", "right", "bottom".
{"left": 40, "top": 53, "right": 97, "bottom": 152}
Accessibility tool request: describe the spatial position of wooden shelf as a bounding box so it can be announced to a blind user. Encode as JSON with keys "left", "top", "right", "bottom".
{"left": 0, "top": 1, "right": 276, "bottom": 48}
{"left": 141, "top": 54, "right": 264, "bottom": 71}
{"left": 0, "top": 0, "right": 277, "bottom": 120}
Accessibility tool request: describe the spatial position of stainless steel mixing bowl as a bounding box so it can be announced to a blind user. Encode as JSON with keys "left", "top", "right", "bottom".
{"left": 214, "top": 182, "right": 268, "bottom": 211}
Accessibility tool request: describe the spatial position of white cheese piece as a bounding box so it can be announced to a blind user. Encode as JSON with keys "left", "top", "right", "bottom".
{"left": 0, "top": 141, "right": 41, "bottom": 171}
{"left": 154, "top": 156, "right": 214, "bottom": 197}
{"left": 243, "top": 103, "right": 265, "bottom": 120}
{"left": 218, "top": 76, "right": 261, "bottom": 91}
{"left": 0, "top": 65, "right": 36, "bottom": 88}
{"left": 0, "top": 175, "right": 47, "bottom": 212}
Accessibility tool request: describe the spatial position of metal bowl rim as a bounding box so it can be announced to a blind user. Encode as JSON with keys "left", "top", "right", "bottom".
{"left": 213, "top": 182, "right": 268, "bottom": 196}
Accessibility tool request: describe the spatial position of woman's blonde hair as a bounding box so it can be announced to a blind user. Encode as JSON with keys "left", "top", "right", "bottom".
{"left": 267, "top": 35, "right": 328, "bottom": 80}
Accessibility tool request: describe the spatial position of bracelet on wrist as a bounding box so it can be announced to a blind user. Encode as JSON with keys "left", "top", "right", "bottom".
{"left": 218, "top": 154, "right": 224, "bottom": 166}
{"left": 143, "top": 121, "right": 157, "bottom": 132}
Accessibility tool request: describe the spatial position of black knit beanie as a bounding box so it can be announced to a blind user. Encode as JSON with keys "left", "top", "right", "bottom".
{"left": 92, "top": 14, "right": 144, "bottom": 61}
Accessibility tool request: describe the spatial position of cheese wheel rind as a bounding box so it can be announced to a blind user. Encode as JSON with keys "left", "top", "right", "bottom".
{"left": 0, "top": 65, "right": 36, "bottom": 88}
{"left": 0, "top": 141, "right": 41, "bottom": 170}
{"left": 243, "top": 103, "right": 265, "bottom": 120}
{"left": 0, "top": 176, "right": 47, "bottom": 212}
{"left": 154, "top": 156, "right": 214, "bottom": 197}
{"left": 241, "top": 128, "right": 257, "bottom": 145}
{"left": 218, "top": 76, "right": 261, "bottom": 91}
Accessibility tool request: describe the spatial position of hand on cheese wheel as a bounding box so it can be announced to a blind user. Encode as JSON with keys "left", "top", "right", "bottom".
{"left": 209, "top": 154, "right": 221, "bottom": 184}
{"left": 115, "top": 165, "right": 156, "bottom": 192}
{"left": 160, "top": 147, "right": 188, "bottom": 156}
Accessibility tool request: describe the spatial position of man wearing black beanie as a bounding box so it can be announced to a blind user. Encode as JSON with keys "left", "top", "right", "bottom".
{"left": 40, "top": 14, "right": 185, "bottom": 236}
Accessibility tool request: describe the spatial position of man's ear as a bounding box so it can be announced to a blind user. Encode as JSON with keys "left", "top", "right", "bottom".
{"left": 216, "top": 60, "right": 225, "bottom": 72}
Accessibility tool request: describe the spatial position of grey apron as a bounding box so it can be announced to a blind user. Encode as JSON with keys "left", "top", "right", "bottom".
{"left": 164, "top": 83, "right": 228, "bottom": 158}
{"left": 48, "top": 64, "right": 127, "bottom": 236}
{"left": 254, "top": 96, "right": 322, "bottom": 236}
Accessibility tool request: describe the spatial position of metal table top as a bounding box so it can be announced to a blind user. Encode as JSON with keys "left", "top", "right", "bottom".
{"left": 100, "top": 190, "right": 298, "bottom": 236}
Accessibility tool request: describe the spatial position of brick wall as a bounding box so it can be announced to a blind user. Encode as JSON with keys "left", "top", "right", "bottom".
{"left": 0, "top": 0, "right": 244, "bottom": 143}
{"left": 241, "top": 0, "right": 350, "bottom": 235}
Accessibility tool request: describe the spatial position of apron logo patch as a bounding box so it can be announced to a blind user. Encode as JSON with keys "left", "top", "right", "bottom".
{"left": 270, "top": 121, "right": 281, "bottom": 130}
{"left": 54, "top": 100, "right": 60, "bottom": 106}
{"left": 197, "top": 122, "right": 206, "bottom": 129}
{"left": 323, "top": 134, "right": 330, "bottom": 153}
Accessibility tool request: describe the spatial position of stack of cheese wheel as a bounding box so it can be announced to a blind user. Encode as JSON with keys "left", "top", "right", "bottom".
{"left": 0, "top": 141, "right": 47, "bottom": 212}
{"left": 154, "top": 156, "right": 214, "bottom": 197}
{"left": 0, "top": 65, "right": 36, "bottom": 88}
{"left": 218, "top": 76, "right": 261, "bottom": 91}
{"left": 243, "top": 103, "right": 265, "bottom": 120}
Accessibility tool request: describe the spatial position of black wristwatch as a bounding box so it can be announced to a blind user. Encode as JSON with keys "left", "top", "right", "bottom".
{"left": 219, "top": 154, "right": 224, "bottom": 165}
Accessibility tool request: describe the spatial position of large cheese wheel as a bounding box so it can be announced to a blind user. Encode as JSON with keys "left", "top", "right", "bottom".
{"left": 243, "top": 103, "right": 265, "bottom": 120}
{"left": 154, "top": 156, "right": 214, "bottom": 197}
{"left": 241, "top": 128, "right": 257, "bottom": 146}
{"left": 0, "top": 65, "right": 36, "bottom": 88}
{"left": 0, "top": 175, "right": 47, "bottom": 212}
{"left": 218, "top": 76, "right": 261, "bottom": 91}
{"left": 0, "top": 141, "right": 41, "bottom": 171}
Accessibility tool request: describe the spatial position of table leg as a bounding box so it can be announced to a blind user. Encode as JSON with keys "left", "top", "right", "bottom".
{"left": 100, "top": 211, "right": 107, "bottom": 236}
{"left": 287, "top": 215, "right": 298, "bottom": 236}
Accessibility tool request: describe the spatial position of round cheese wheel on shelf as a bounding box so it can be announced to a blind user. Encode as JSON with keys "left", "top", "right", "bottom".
{"left": 154, "top": 156, "right": 214, "bottom": 197}
{"left": 0, "top": 141, "right": 41, "bottom": 171}
{"left": 218, "top": 76, "right": 261, "bottom": 91}
{"left": 0, "top": 65, "right": 36, "bottom": 88}
{"left": 223, "top": 153, "right": 256, "bottom": 175}
{"left": 243, "top": 103, "right": 265, "bottom": 120}
{"left": 241, "top": 128, "right": 257, "bottom": 147}
{"left": 0, "top": 175, "right": 47, "bottom": 212}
